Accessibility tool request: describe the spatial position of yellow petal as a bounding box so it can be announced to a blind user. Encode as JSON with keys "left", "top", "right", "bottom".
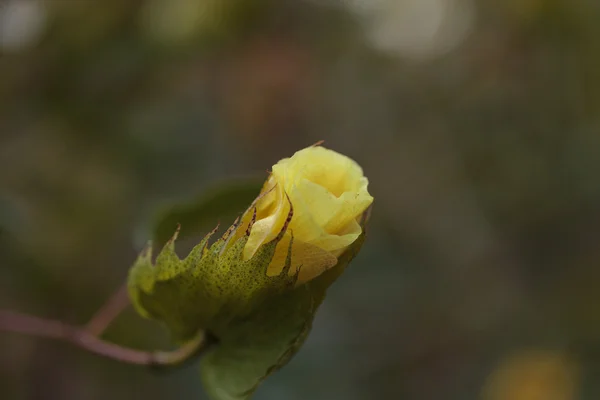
{"left": 309, "top": 219, "right": 362, "bottom": 254}
{"left": 291, "top": 178, "right": 372, "bottom": 237}
{"left": 242, "top": 181, "right": 288, "bottom": 260}
{"left": 275, "top": 146, "right": 366, "bottom": 196}
{"left": 266, "top": 233, "right": 338, "bottom": 284}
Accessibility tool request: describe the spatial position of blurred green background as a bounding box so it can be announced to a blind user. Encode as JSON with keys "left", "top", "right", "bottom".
{"left": 2, "top": 0, "right": 600, "bottom": 399}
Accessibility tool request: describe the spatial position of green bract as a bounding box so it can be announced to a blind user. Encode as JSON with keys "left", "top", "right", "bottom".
{"left": 128, "top": 198, "right": 368, "bottom": 400}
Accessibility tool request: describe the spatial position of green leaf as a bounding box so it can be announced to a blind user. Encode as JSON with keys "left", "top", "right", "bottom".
{"left": 128, "top": 210, "right": 301, "bottom": 343}
{"left": 200, "top": 285, "right": 315, "bottom": 400}
{"left": 199, "top": 233, "right": 366, "bottom": 400}
{"left": 152, "top": 177, "right": 263, "bottom": 249}
{"left": 128, "top": 227, "right": 220, "bottom": 340}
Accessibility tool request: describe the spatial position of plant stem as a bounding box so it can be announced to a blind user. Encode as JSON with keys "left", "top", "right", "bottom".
{"left": 0, "top": 309, "right": 206, "bottom": 367}
{"left": 86, "top": 283, "right": 130, "bottom": 336}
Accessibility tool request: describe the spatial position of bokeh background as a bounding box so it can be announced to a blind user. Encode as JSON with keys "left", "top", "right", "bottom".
{"left": 2, "top": 0, "right": 600, "bottom": 399}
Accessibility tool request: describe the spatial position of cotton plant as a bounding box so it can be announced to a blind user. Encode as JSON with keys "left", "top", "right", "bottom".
{"left": 0, "top": 144, "right": 374, "bottom": 400}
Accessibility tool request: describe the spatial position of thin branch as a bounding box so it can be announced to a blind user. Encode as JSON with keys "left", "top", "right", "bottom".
{"left": 86, "top": 283, "right": 130, "bottom": 336}
{"left": 0, "top": 309, "right": 206, "bottom": 367}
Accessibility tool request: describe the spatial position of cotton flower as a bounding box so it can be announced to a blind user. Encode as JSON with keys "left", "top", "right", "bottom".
{"left": 127, "top": 144, "right": 374, "bottom": 399}
{"left": 241, "top": 145, "right": 373, "bottom": 284}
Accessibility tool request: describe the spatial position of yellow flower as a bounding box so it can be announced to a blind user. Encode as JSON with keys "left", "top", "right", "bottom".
{"left": 242, "top": 145, "right": 373, "bottom": 284}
